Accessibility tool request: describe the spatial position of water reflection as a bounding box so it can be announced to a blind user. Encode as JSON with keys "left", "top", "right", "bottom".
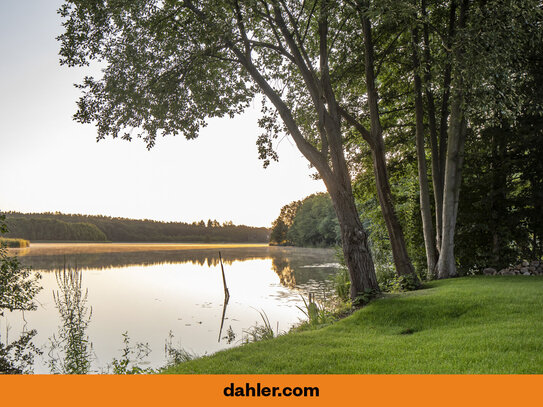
{"left": 9, "top": 245, "right": 338, "bottom": 373}
{"left": 271, "top": 256, "right": 297, "bottom": 288}
{"left": 16, "top": 247, "right": 337, "bottom": 282}
{"left": 17, "top": 247, "right": 276, "bottom": 271}
{"left": 217, "top": 252, "right": 230, "bottom": 343}
{"left": 16, "top": 246, "right": 338, "bottom": 304}
{"left": 218, "top": 297, "right": 229, "bottom": 343}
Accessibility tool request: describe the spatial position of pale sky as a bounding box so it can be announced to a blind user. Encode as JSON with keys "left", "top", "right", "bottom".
{"left": 0, "top": 1, "right": 325, "bottom": 227}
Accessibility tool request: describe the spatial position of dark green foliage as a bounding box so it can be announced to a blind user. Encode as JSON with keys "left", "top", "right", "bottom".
{"left": 0, "top": 230, "right": 41, "bottom": 314}
{"left": 352, "top": 289, "right": 380, "bottom": 308}
{"left": 379, "top": 274, "right": 422, "bottom": 293}
{"left": 270, "top": 194, "right": 340, "bottom": 248}
{"left": 58, "top": 0, "right": 254, "bottom": 148}
{"left": 333, "top": 266, "right": 351, "bottom": 302}
{"left": 269, "top": 219, "right": 289, "bottom": 246}
{"left": 269, "top": 200, "right": 301, "bottom": 246}
{"left": 287, "top": 194, "right": 340, "bottom": 247}
{"left": 343, "top": 0, "right": 543, "bottom": 277}
{"left": 352, "top": 158, "right": 426, "bottom": 278}
{"left": 5, "top": 217, "right": 107, "bottom": 242}
{"left": 0, "top": 214, "right": 42, "bottom": 374}
{"left": 3, "top": 212, "right": 269, "bottom": 243}
{"left": 0, "top": 330, "right": 42, "bottom": 374}
{"left": 456, "top": 116, "right": 543, "bottom": 272}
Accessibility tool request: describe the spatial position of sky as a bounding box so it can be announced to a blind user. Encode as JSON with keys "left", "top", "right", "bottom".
{"left": 0, "top": 1, "right": 325, "bottom": 228}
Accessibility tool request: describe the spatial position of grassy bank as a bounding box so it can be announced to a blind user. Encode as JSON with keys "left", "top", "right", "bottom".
{"left": 0, "top": 237, "right": 30, "bottom": 248}
{"left": 162, "top": 276, "right": 543, "bottom": 374}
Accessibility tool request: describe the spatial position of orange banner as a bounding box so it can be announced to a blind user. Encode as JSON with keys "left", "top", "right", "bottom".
{"left": 1, "top": 375, "right": 541, "bottom": 406}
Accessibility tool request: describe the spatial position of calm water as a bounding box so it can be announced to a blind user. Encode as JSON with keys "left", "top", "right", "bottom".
{"left": 2, "top": 244, "right": 339, "bottom": 373}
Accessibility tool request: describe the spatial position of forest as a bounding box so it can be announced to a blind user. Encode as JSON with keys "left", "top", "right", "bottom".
{"left": 2, "top": 212, "right": 270, "bottom": 243}
{"left": 270, "top": 193, "right": 340, "bottom": 247}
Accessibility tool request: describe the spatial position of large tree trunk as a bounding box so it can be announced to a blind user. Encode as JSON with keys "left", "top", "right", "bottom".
{"left": 370, "top": 139, "right": 417, "bottom": 277}
{"left": 327, "top": 181, "right": 380, "bottom": 299}
{"left": 436, "top": 0, "right": 469, "bottom": 279}
{"left": 193, "top": 0, "right": 380, "bottom": 301}
{"left": 436, "top": 90, "right": 466, "bottom": 278}
{"left": 324, "top": 122, "right": 380, "bottom": 298}
{"left": 421, "top": 0, "right": 452, "bottom": 257}
{"left": 412, "top": 27, "right": 438, "bottom": 277}
{"left": 361, "top": 13, "right": 417, "bottom": 279}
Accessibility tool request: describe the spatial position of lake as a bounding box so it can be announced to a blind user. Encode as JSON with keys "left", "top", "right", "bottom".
{"left": 3, "top": 243, "right": 339, "bottom": 373}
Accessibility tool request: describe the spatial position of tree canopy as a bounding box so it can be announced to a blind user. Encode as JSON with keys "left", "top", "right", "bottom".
{"left": 270, "top": 193, "right": 340, "bottom": 247}
{"left": 59, "top": 0, "right": 542, "bottom": 294}
{"left": 59, "top": 0, "right": 403, "bottom": 297}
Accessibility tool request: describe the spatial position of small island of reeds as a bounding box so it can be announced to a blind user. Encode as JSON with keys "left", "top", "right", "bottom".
{"left": 0, "top": 237, "right": 30, "bottom": 248}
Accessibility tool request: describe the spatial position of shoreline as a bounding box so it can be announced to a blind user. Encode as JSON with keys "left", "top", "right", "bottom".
{"left": 8, "top": 242, "right": 270, "bottom": 256}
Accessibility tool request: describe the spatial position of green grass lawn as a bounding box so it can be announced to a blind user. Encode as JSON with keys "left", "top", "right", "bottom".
{"left": 162, "top": 276, "right": 543, "bottom": 374}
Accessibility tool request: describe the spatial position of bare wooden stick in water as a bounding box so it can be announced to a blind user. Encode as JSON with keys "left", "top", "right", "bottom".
{"left": 219, "top": 251, "right": 230, "bottom": 301}
{"left": 218, "top": 296, "right": 229, "bottom": 343}
{"left": 217, "top": 251, "right": 230, "bottom": 342}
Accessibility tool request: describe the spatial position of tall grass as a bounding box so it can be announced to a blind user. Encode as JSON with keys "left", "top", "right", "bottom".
{"left": 48, "top": 268, "right": 93, "bottom": 374}
{"left": 0, "top": 237, "right": 30, "bottom": 248}
{"left": 242, "top": 309, "right": 278, "bottom": 343}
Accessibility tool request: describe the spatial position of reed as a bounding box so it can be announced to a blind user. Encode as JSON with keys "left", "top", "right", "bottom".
{"left": 0, "top": 237, "right": 30, "bottom": 248}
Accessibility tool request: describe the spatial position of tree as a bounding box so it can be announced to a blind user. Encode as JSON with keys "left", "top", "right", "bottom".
{"left": 269, "top": 199, "right": 301, "bottom": 245}
{"left": 270, "top": 193, "right": 340, "bottom": 247}
{"left": 415, "top": 0, "right": 543, "bottom": 277}
{"left": 288, "top": 193, "right": 340, "bottom": 247}
{"left": 350, "top": 0, "right": 543, "bottom": 278}
{"left": 0, "top": 214, "right": 42, "bottom": 373}
{"left": 59, "top": 0, "right": 424, "bottom": 298}
{"left": 0, "top": 217, "right": 41, "bottom": 314}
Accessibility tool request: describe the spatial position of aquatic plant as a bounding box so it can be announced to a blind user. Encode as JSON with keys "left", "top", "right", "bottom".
{"left": 48, "top": 268, "right": 94, "bottom": 374}
{"left": 242, "top": 310, "right": 278, "bottom": 344}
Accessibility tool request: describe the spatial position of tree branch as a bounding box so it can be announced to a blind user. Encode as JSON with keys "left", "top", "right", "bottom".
{"left": 248, "top": 40, "right": 296, "bottom": 63}
{"left": 276, "top": 0, "right": 316, "bottom": 74}
{"left": 337, "top": 105, "right": 374, "bottom": 147}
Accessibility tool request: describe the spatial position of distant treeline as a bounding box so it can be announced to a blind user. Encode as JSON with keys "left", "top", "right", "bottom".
{"left": 2, "top": 212, "right": 270, "bottom": 243}
{"left": 269, "top": 193, "right": 340, "bottom": 247}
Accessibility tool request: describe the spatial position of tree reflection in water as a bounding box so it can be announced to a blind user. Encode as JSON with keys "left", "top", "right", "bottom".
{"left": 271, "top": 256, "right": 297, "bottom": 288}
{"left": 10, "top": 246, "right": 338, "bottom": 372}
{"left": 45, "top": 266, "right": 196, "bottom": 373}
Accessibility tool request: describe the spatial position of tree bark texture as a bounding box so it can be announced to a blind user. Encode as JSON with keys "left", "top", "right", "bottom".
{"left": 412, "top": 27, "right": 438, "bottom": 277}
{"left": 422, "top": 0, "right": 444, "bottom": 254}
{"left": 436, "top": 0, "right": 469, "bottom": 279}
{"left": 326, "top": 179, "right": 380, "bottom": 298}
{"left": 361, "top": 12, "right": 417, "bottom": 278}
{"left": 227, "top": 5, "right": 380, "bottom": 299}
{"left": 436, "top": 88, "right": 466, "bottom": 278}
